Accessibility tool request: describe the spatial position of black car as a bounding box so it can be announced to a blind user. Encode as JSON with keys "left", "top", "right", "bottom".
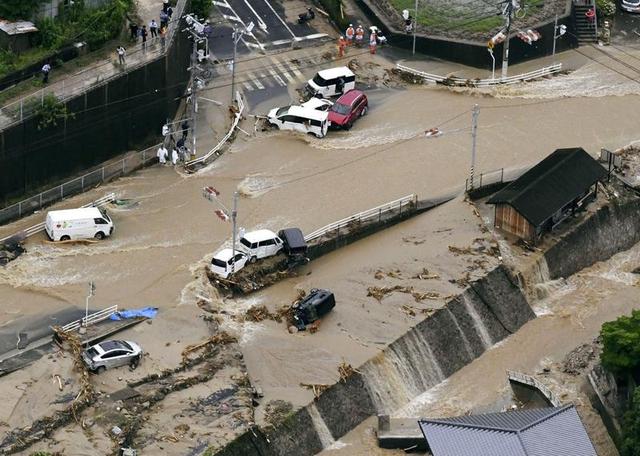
{"left": 292, "top": 288, "right": 335, "bottom": 330}
{"left": 278, "top": 227, "right": 309, "bottom": 267}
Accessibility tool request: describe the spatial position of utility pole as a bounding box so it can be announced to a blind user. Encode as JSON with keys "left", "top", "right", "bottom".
{"left": 231, "top": 22, "right": 254, "bottom": 104}
{"left": 469, "top": 104, "right": 480, "bottom": 190}
{"left": 231, "top": 191, "right": 238, "bottom": 272}
{"left": 202, "top": 187, "right": 241, "bottom": 272}
{"left": 412, "top": 0, "right": 418, "bottom": 55}
{"left": 81, "top": 281, "right": 95, "bottom": 334}
{"left": 501, "top": 0, "right": 515, "bottom": 80}
{"left": 190, "top": 37, "right": 198, "bottom": 159}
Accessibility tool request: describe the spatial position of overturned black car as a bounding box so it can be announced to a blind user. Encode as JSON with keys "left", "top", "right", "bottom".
{"left": 292, "top": 288, "right": 335, "bottom": 331}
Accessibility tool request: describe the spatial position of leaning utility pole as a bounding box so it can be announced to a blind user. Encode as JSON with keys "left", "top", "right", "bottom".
{"left": 469, "top": 104, "right": 480, "bottom": 190}
{"left": 501, "top": 0, "right": 515, "bottom": 80}
{"left": 189, "top": 36, "right": 198, "bottom": 159}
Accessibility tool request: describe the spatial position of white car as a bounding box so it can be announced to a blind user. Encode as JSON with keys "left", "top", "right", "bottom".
{"left": 210, "top": 248, "right": 249, "bottom": 278}
{"left": 622, "top": 0, "right": 640, "bottom": 12}
{"left": 301, "top": 97, "right": 333, "bottom": 111}
{"left": 82, "top": 340, "right": 143, "bottom": 373}
{"left": 305, "top": 67, "right": 356, "bottom": 98}
{"left": 267, "top": 105, "right": 329, "bottom": 138}
{"left": 239, "top": 229, "right": 284, "bottom": 262}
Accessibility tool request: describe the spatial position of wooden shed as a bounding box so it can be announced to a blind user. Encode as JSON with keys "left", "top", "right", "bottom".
{"left": 0, "top": 20, "right": 38, "bottom": 53}
{"left": 487, "top": 148, "right": 606, "bottom": 243}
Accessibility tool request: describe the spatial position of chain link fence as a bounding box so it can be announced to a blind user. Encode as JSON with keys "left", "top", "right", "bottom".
{"left": 0, "top": 144, "right": 160, "bottom": 226}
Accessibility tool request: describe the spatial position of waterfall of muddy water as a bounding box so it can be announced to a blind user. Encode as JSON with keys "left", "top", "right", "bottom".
{"left": 308, "top": 403, "right": 335, "bottom": 449}
{"left": 361, "top": 331, "right": 445, "bottom": 414}
{"left": 460, "top": 294, "right": 493, "bottom": 349}
{"left": 445, "top": 308, "right": 475, "bottom": 360}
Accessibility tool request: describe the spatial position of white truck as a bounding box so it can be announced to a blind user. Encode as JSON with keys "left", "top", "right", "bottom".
{"left": 45, "top": 207, "right": 114, "bottom": 241}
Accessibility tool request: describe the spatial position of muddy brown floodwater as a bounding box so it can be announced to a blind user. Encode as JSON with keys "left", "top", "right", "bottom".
{"left": 2, "top": 53, "right": 640, "bottom": 454}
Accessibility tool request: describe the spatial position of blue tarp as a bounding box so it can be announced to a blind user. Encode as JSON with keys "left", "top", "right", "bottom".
{"left": 110, "top": 307, "right": 158, "bottom": 321}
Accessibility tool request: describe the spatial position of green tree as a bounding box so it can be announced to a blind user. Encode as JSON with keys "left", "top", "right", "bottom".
{"left": 191, "top": 0, "right": 212, "bottom": 19}
{"left": 34, "top": 94, "right": 73, "bottom": 130}
{"left": 601, "top": 310, "right": 640, "bottom": 377}
{"left": 0, "top": 0, "right": 46, "bottom": 21}
{"left": 621, "top": 386, "right": 640, "bottom": 456}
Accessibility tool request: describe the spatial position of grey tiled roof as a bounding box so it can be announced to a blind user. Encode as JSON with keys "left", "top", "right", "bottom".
{"left": 419, "top": 405, "right": 598, "bottom": 456}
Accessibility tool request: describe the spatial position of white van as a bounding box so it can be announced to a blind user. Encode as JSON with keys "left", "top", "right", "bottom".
{"left": 306, "top": 67, "right": 356, "bottom": 98}
{"left": 239, "top": 229, "right": 283, "bottom": 262}
{"left": 267, "top": 105, "right": 329, "bottom": 138}
{"left": 210, "top": 249, "right": 249, "bottom": 278}
{"left": 45, "top": 207, "right": 114, "bottom": 241}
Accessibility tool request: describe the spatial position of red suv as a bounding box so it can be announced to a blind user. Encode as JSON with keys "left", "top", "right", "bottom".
{"left": 327, "top": 90, "right": 368, "bottom": 130}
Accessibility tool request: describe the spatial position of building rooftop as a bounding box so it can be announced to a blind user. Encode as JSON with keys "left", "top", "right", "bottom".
{"left": 0, "top": 20, "right": 38, "bottom": 35}
{"left": 419, "top": 405, "right": 598, "bottom": 456}
{"left": 486, "top": 147, "right": 606, "bottom": 226}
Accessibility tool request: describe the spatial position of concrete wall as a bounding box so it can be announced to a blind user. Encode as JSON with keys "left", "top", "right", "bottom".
{"left": 355, "top": 0, "right": 577, "bottom": 69}
{"left": 544, "top": 198, "right": 640, "bottom": 280}
{"left": 214, "top": 264, "right": 535, "bottom": 456}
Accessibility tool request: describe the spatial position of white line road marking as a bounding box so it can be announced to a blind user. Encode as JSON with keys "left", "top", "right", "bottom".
{"left": 297, "top": 33, "right": 329, "bottom": 41}
{"left": 243, "top": 0, "right": 268, "bottom": 32}
{"left": 279, "top": 57, "right": 304, "bottom": 80}
{"left": 213, "top": 1, "right": 231, "bottom": 8}
{"left": 218, "top": 1, "right": 265, "bottom": 51}
{"left": 246, "top": 72, "right": 265, "bottom": 89}
{"left": 242, "top": 81, "right": 254, "bottom": 91}
{"left": 270, "top": 38, "right": 292, "bottom": 46}
{"left": 223, "top": 14, "right": 242, "bottom": 23}
{"left": 270, "top": 57, "right": 294, "bottom": 82}
{"left": 245, "top": 42, "right": 261, "bottom": 49}
{"left": 268, "top": 68, "right": 287, "bottom": 86}
{"left": 259, "top": 0, "right": 296, "bottom": 38}
{"left": 259, "top": 73, "right": 273, "bottom": 87}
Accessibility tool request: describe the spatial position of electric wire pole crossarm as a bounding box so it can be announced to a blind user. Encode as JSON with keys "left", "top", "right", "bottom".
{"left": 202, "top": 187, "right": 240, "bottom": 273}
{"left": 231, "top": 22, "right": 255, "bottom": 104}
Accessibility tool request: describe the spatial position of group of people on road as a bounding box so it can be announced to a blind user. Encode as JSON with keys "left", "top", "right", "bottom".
{"left": 339, "top": 23, "right": 386, "bottom": 57}
{"left": 158, "top": 119, "right": 192, "bottom": 165}
{"left": 119, "top": 1, "right": 173, "bottom": 67}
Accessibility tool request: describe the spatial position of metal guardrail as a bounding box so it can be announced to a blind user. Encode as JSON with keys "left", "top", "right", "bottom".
{"left": 396, "top": 63, "right": 563, "bottom": 87}
{"left": 304, "top": 194, "right": 417, "bottom": 243}
{"left": 185, "top": 92, "right": 245, "bottom": 169}
{"left": 0, "top": 143, "right": 160, "bottom": 226}
{"left": 507, "top": 370, "right": 562, "bottom": 407}
{"left": 0, "top": 0, "right": 186, "bottom": 131}
{"left": 60, "top": 305, "right": 118, "bottom": 332}
{"left": 0, "top": 192, "right": 116, "bottom": 243}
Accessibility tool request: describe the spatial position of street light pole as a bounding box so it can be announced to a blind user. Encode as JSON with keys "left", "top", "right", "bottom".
{"left": 501, "top": 0, "right": 514, "bottom": 80}
{"left": 412, "top": 0, "right": 418, "bottom": 55}
{"left": 231, "top": 22, "right": 254, "bottom": 104}
{"left": 231, "top": 191, "right": 239, "bottom": 272}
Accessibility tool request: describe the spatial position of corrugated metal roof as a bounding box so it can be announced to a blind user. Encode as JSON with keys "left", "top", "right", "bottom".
{"left": 0, "top": 20, "right": 38, "bottom": 35}
{"left": 419, "top": 405, "right": 598, "bottom": 456}
{"left": 486, "top": 148, "right": 606, "bottom": 227}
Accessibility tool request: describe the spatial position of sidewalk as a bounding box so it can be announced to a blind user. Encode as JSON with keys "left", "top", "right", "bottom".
{"left": 0, "top": 0, "right": 179, "bottom": 131}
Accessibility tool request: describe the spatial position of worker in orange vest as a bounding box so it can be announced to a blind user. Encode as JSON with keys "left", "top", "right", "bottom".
{"left": 337, "top": 36, "right": 347, "bottom": 57}
{"left": 345, "top": 24, "right": 355, "bottom": 45}
{"left": 355, "top": 25, "right": 364, "bottom": 47}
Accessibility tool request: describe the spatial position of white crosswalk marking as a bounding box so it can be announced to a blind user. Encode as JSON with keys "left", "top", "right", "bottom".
{"left": 259, "top": 73, "right": 273, "bottom": 87}
{"left": 280, "top": 57, "right": 305, "bottom": 81}
{"left": 246, "top": 72, "right": 265, "bottom": 90}
{"left": 270, "top": 57, "right": 294, "bottom": 83}
{"left": 242, "top": 81, "right": 254, "bottom": 91}
{"left": 268, "top": 68, "right": 287, "bottom": 86}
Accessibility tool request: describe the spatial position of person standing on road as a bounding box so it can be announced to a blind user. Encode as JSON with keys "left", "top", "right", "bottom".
{"left": 159, "top": 25, "right": 167, "bottom": 49}
{"left": 160, "top": 10, "right": 169, "bottom": 29}
{"left": 116, "top": 45, "right": 126, "bottom": 66}
{"left": 129, "top": 22, "right": 138, "bottom": 41}
{"left": 150, "top": 19, "right": 158, "bottom": 40}
{"left": 181, "top": 120, "right": 189, "bottom": 140}
{"left": 337, "top": 36, "right": 347, "bottom": 58}
{"left": 369, "top": 30, "right": 377, "bottom": 54}
{"left": 157, "top": 145, "right": 168, "bottom": 164}
{"left": 41, "top": 62, "right": 51, "bottom": 84}
{"left": 141, "top": 25, "right": 148, "bottom": 51}
{"left": 355, "top": 25, "right": 364, "bottom": 47}
{"left": 345, "top": 24, "right": 354, "bottom": 45}
{"left": 171, "top": 147, "right": 179, "bottom": 166}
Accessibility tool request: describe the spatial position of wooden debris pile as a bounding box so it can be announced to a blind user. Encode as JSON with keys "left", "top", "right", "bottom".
{"left": 367, "top": 285, "right": 440, "bottom": 303}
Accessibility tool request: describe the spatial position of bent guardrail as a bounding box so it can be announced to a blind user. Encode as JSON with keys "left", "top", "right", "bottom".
{"left": 508, "top": 370, "right": 562, "bottom": 407}
{"left": 60, "top": 305, "right": 118, "bottom": 333}
{"left": 0, "top": 192, "right": 116, "bottom": 244}
{"left": 396, "top": 63, "right": 562, "bottom": 87}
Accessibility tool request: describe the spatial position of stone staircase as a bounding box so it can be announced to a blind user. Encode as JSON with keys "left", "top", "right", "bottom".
{"left": 573, "top": 1, "right": 598, "bottom": 44}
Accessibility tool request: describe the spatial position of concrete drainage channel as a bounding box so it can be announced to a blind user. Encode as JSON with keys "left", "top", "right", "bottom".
{"left": 213, "top": 195, "right": 640, "bottom": 456}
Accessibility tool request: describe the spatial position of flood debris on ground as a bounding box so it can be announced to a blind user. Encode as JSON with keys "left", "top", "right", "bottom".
{"left": 366, "top": 285, "right": 440, "bottom": 302}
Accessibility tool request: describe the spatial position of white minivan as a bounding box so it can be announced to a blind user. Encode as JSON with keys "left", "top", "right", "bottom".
{"left": 267, "top": 105, "right": 329, "bottom": 138}
{"left": 45, "top": 207, "right": 114, "bottom": 241}
{"left": 239, "top": 229, "right": 283, "bottom": 262}
{"left": 306, "top": 67, "right": 356, "bottom": 98}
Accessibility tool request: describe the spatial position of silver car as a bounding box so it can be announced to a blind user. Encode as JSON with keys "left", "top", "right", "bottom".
{"left": 82, "top": 340, "right": 143, "bottom": 373}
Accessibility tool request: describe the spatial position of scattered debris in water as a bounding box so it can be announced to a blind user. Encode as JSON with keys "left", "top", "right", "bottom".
{"left": 264, "top": 400, "right": 294, "bottom": 428}
{"left": 367, "top": 285, "right": 440, "bottom": 302}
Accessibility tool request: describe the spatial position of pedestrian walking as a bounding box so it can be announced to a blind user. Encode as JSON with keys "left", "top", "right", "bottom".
{"left": 181, "top": 120, "right": 189, "bottom": 140}
{"left": 369, "top": 30, "right": 377, "bottom": 54}
{"left": 157, "top": 145, "right": 168, "bottom": 164}
{"left": 141, "top": 25, "right": 148, "bottom": 50}
{"left": 337, "top": 36, "right": 347, "bottom": 58}
{"left": 41, "top": 63, "right": 51, "bottom": 84}
{"left": 166, "top": 4, "right": 173, "bottom": 19}
{"left": 159, "top": 26, "right": 167, "bottom": 49}
{"left": 150, "top": 19, "right": 158, "bottom": 39}
{"left": 159, "top": 10, "right": 168, "bottom": 29}
{"left": 171, "top": 147, "right": 178, "bottom": 166}
{"left": 116, "top": 45, "right": 126, "bottom": 66}
{"left": 355, "top": 25, "right": 364, "bottom": 47}
{"left": 129, "top": 22, "right": 138, "bottom": 40}
{"left": 345, "top": 24, "right": 355, "bottom": 45}
{"left": 163, "top": 0, "right": 170, "bottom": 12}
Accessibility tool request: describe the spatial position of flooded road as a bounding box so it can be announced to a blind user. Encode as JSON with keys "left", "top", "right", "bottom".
{"left": 2, "top": 51, "right": 640, "bottom": 454}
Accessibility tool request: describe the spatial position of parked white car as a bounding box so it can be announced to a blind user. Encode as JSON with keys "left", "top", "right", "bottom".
{"left": 267, "top": 105, "right": 329, "bottom": 138}
{"left": 305, "top": 67, "right": 356, "bottom": 98}
{"left": 301, "top": 97, "right": 333, "bottom": 111}
{"left": 210, "top": 248, "right": 249, "bottom": 278}
{"left": 45, "top": 207, "right": 114, "bottom": 241}
{"left": 82, "top": 340, "right": 143, "bottom": 373}
{"left": 239, "top": 229, "right": 283, "bottom": 262}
